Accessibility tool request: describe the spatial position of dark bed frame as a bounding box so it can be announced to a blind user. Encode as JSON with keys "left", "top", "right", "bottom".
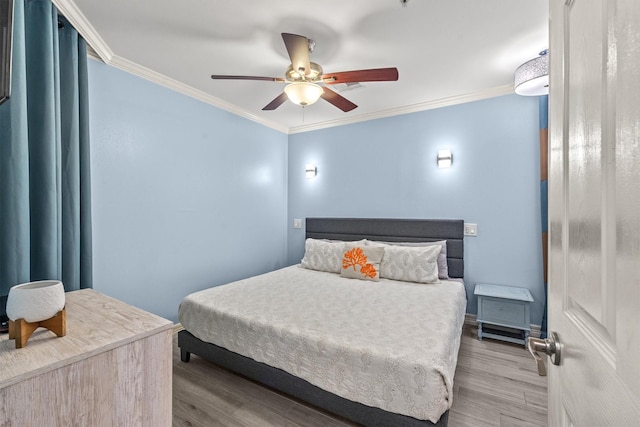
{"left": 178, "top": 218, "right": 464, "bottom": 427}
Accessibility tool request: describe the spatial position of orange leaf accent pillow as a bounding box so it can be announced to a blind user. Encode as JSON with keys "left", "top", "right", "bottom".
{"left": 340, "top": 245, "right": 385, "bottom": 282}
{"left": 342, "top": 247, "right": 368, "bottom": 271}
{"left": 360, "top": 263, "right": 378, "bottom": 279}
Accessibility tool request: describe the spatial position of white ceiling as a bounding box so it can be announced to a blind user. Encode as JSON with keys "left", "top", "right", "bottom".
{"left": 53, "top": 0, "right": 548, "bottom": 134}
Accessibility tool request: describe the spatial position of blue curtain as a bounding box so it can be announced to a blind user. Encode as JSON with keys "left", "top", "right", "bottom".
{"left": 0, "top": 0, "right": 92, "bottom": 315}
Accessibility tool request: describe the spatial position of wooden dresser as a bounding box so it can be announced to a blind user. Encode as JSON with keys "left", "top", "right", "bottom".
{"left": 0, "top": 289, "right": 173, "bottom": 426}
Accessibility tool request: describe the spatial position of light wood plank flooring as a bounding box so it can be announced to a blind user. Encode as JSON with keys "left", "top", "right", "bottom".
{"left": 173, "top": 326, "right": 547, "bottom": 427}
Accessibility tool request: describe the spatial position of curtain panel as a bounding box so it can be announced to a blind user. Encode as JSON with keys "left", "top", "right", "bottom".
{"left": 0, "top": 0, "right": 92, "bottom": 314}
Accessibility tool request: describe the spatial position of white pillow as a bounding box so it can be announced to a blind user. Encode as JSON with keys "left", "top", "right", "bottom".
{"left": 366, "top": 240, "right": 449, "bottom": 279}
{"left": 378, "top": 244, "right": 441, "bottom": 284}
{"left": 300, "top": 239, "right": 345, "bottom": 273}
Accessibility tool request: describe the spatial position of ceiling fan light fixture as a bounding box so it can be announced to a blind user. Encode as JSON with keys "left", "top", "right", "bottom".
{"left": 211, "top": 33, "right": 398, "bottom": 112}
{"left": 284, "top": 82, "right": 323, "bottom": 106}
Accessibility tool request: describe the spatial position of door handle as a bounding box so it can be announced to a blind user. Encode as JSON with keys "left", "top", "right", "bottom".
{"left": 527, "top": 331, "right": 561, "bottom": 376}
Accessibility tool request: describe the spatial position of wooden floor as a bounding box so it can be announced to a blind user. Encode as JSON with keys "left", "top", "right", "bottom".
{"left": 172, "top": 326, "right": 548, "bottom": 427}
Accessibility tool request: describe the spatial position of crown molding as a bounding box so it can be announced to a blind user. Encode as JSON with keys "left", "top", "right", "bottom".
{"left": 107, "top": 55, "right": 289, "bottom": 134}
{"left": 288, "top": 84, "right": 516, "bottom": 134}
{"left": 52, "top": 0, "right": 113, "bottom": 62}
{"left": 86, "top": 45, "right": 102, "bottom": 62}
{"left": 53, "top": 0, "right": 515, "bottom": 136}
{"left": 84, "top": 47, "right": 512, "bottom": 135}
{"left": 53, "top": 1, "right": 288, "bottom": 134}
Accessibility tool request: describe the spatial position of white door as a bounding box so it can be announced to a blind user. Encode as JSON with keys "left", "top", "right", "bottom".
{"left": 546, "top": 0, "right": 640, "bottom": 425}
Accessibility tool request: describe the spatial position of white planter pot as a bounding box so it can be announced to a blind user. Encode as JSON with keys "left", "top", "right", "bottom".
{"left": 6, "top": 280, "right": 65, "bottom": 323}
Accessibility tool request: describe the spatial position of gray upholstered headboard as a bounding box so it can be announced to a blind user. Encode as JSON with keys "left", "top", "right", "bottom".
{"left": 305, "top": 218, "right": 464, "bottom": 279}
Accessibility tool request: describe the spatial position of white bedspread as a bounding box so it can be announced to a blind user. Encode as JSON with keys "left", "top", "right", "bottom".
{"left": 179, "top": 265, "right": 467, "bottom": 422}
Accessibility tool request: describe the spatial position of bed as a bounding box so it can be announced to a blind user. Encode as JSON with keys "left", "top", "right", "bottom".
{"left": 178, "top": 218, "right": 466, "bottom": 426}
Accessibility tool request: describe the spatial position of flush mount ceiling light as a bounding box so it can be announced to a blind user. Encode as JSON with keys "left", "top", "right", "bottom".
{"left": 284, "top": 82, "right": 324, "bottom": 106}
{"left": 514, "top": 50, "right": 549, "bottom": 96}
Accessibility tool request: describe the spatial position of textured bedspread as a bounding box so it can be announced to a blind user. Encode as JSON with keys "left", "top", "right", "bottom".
{"left": 179, "top": 265, "right": 467, "bottom": 422}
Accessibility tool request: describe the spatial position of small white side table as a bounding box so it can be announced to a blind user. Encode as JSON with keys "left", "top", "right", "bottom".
{"left": 474, "top": 283, "right": 534, "bottom": 346}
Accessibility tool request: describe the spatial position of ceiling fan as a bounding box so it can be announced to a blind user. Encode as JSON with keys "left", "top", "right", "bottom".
{"left": 211, "top": 33, "right": 399, "bottom": 112}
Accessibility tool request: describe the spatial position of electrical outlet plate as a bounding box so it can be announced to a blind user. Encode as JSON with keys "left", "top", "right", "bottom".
{"left": 464, "top": 223, "right": 478, "bottom": 236}
{"left": 293, "top": 219, "right": 302, "bottom": 229}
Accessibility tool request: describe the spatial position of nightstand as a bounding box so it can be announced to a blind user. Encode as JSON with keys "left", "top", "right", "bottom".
{"left": 474, "top": 283, "right": 534, "bottom": 346}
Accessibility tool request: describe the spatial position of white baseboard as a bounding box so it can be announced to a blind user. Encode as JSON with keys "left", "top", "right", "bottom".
{"left": 464, "top": 313, "right": 541, "bottom": 339}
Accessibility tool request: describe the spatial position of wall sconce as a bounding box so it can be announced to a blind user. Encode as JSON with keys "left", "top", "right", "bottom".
{"left": 437, "top": 150, "right": 452, "bottom": 168}
{"left": 305, "top": 164, "right": 317, "bottom": 179}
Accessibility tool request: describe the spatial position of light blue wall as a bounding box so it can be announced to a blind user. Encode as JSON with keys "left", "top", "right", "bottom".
{"left": 287, "top": 95, "right": 545, "bottom": 325}
{"left": 88, "top": 60, "right": 288, "bottom": 322}
{"left": 87, "top": 62, "right": 543, "bottom": 326}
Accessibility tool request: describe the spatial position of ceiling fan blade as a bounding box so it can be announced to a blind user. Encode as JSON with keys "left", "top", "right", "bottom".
{"left": 282, "top": 33, "right": 311, "bottom": 76}
{"left": 322, "top": 67, "right": 399, "bottom": 84}
{"left": 321, "top": 87, "right": 357, "bottom": 112}
{"left": 262, "top": 92, "right": 289, "bottom": 110}
{"left": 211, "top": 75, "right": 285, "bottom": 82}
